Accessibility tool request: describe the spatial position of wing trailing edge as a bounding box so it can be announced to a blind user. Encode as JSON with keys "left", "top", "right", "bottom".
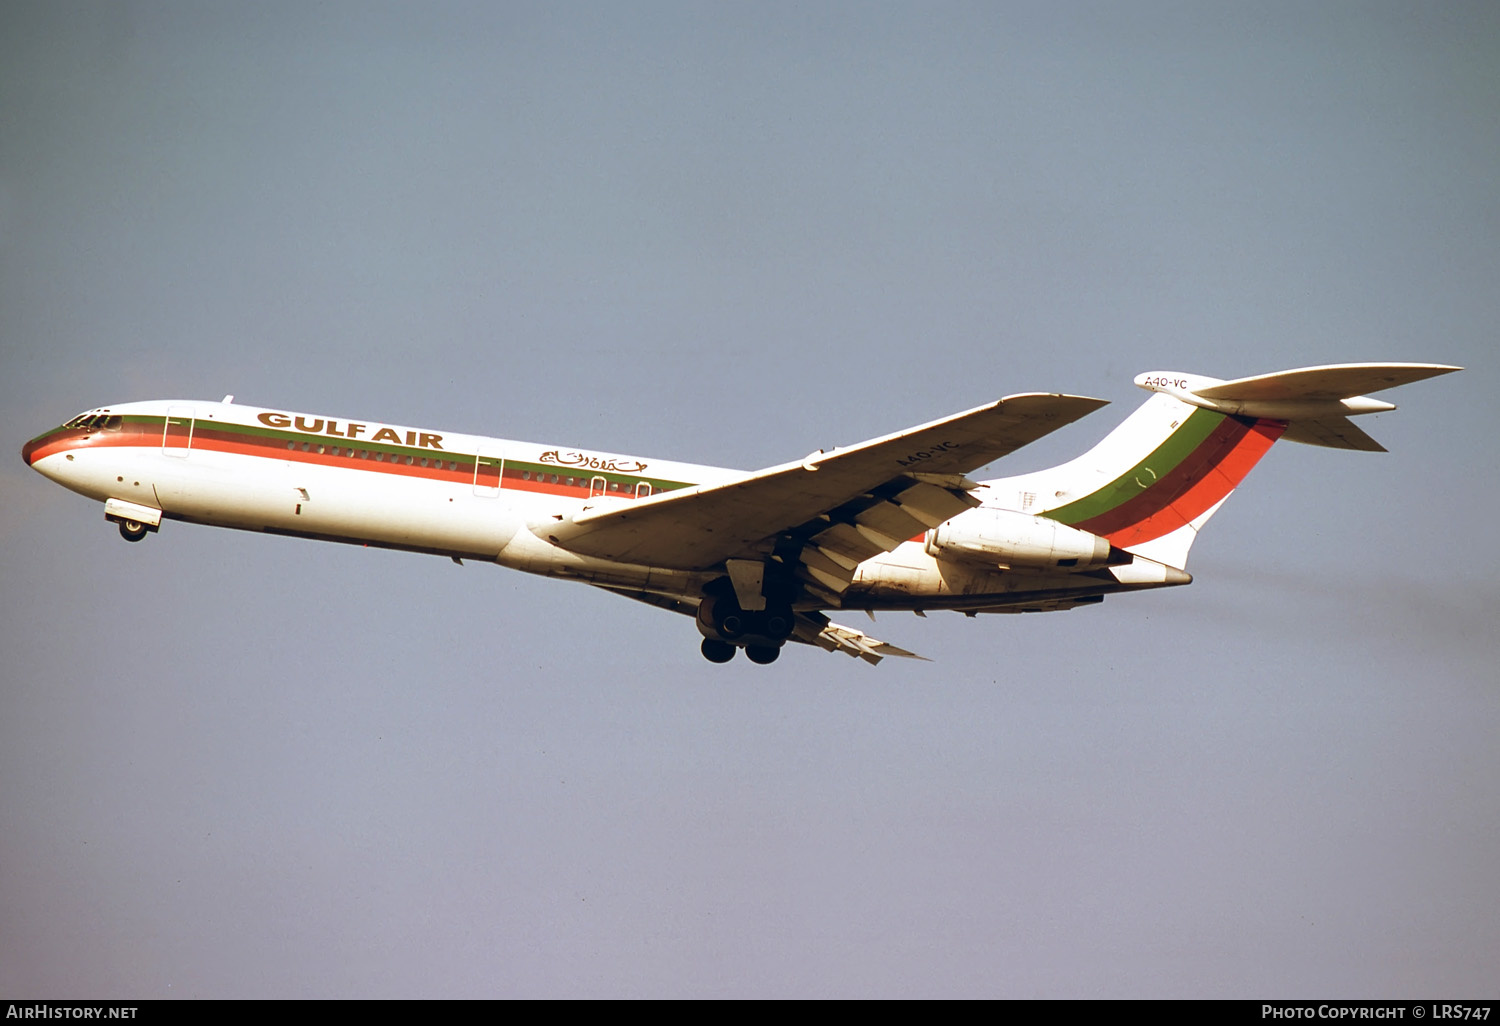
{"left": 547, "top": 392, "right": 1107, "bottom": 569}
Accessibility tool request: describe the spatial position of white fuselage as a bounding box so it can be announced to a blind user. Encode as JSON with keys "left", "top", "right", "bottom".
{"left": 24, "top": 398, "right": 1180, "bottom": 614}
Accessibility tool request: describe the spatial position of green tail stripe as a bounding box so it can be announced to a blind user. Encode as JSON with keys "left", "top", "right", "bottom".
{"left": 1046, "top": 408, "right": 1224, "bottom": 524}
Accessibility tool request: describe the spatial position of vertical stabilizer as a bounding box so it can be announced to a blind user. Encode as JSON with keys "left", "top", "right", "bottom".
{"left": 987, "top": 395, "right": 1282, "bottom": 569}
{"left": 985, "top": 362, "right": 1459, "bottom": 569}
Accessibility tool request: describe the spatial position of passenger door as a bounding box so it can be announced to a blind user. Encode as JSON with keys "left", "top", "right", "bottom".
{"left": 162, "top": 405, "right": 195, "bottom": 457}
{"left": 473, "top": 443, "right": 504, "bottom": 497}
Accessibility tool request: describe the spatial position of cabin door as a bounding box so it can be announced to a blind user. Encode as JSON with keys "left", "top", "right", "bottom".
{"left": 162, "top": 405, "right": 195, "bottom": 458}
{"left": 473, "top": 444, "right": 504, "bottom": 497}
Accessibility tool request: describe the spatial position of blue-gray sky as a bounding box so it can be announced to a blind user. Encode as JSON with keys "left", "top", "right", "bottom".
{"left": 2, "top": 1, "right": 1496, "bottom": 998}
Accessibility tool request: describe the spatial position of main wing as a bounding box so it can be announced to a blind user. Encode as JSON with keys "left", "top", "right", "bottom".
{"left": 545, "top": 393, "right": 1106, "bottom": 600}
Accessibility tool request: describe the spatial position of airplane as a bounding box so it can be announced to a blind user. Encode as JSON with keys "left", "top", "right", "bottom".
{"left": 21, "top": 362, "right": 1458, "bottom": 665}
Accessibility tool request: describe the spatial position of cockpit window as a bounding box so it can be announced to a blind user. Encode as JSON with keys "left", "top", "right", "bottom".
{"left": 63, "top": 413, "right": 120, "bottom": 431}
{"left": 61, "top": 411, "right": 121, "bottom": 432}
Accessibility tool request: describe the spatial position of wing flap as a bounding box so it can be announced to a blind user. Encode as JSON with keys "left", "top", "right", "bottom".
{"left": 850, "top": 502, "right": 931, "bottom": 546}
{"left": 807, "top": 522, "right": 887, "bottom": 567}
{"left": 792, "top": 612, "right": 926, "bottom": 664}
{"left": 798, "top": 545, "right": 858, "bottom": 593}
{"left": 890, "top": 481, "right": 980, "bottom": 527}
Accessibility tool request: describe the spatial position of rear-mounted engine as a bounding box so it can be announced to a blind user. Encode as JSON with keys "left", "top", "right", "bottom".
{"left": 925, "top": 507, "right": 1131, "bottom": 570}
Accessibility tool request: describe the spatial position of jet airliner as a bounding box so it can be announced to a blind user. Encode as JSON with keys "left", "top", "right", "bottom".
{"left": 22, "top": 362, "right": 1458, "bottom": 664}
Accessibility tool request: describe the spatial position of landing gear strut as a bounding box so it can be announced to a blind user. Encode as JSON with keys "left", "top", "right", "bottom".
{"left": 696, "top": 585, "right": 795, "bottom": 665}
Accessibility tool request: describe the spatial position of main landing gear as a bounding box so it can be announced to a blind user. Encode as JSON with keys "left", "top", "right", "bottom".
{"left": 745, "top": 645, "right": 781, "bottom": 665}
{"left": 696, "top": 589, "right": 795, "bottom": 665}
{"left": 699, "top": 638, "right": 783, "bottom": 665}
{"left": 700, "top": 639, "right": 736, "bottom": 663}
{"left": 118, "top": 519, "right": 149, "bottom": 543}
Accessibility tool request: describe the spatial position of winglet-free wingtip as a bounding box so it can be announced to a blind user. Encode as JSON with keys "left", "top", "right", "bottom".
{"left": 859, "top": 645, "right": 930, "bottom": 666}
{"left": 1018, "top": 391, "right": 1110, "bottom": 408}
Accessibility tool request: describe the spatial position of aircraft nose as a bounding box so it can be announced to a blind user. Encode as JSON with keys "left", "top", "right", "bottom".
{"left": 21, "top": 435, "right": 42, "bottom": 467}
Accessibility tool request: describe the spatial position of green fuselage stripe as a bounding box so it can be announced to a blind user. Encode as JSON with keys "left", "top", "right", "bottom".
{"left": 1046, "top": 407, "right": 1223, "bottom": 524}
{"left": 29, "top": 415, "right": 693, "bottom": 493}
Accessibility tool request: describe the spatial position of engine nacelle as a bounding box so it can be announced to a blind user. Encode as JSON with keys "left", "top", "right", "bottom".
{"left": 925, "top": 507, "right": 1129, "bottom": 569}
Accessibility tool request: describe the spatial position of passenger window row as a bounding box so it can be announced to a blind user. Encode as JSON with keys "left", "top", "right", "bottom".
{"left": 282, "top": 438, "right": 662, "bottom": 494}
{"left": 516, "top": 471, "right": 652, "bottom": 496}
{"left": 284, "top": 439, "right": 459, "bottom": 470}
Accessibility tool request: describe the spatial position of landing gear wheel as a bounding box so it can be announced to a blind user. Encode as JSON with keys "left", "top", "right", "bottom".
{"left": 745, "top": 645, "right": 781, "bottom": 665}
{"left": 762, "top": 604, "right": 795, "bottom": 641}
{"left": 119, "top": 520, "right": 148, "bottom": 542}
{"left": 700, "top": 639, "right": 736, "bottom": 664}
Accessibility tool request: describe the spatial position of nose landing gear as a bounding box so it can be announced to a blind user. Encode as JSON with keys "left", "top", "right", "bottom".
{"left": 105, "top": 499, "right": 161, "bottom": 543}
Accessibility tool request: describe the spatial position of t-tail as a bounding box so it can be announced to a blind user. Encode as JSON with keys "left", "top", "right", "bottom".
{"left": 988, "top": 362, "right": 1460, "bottom": 571}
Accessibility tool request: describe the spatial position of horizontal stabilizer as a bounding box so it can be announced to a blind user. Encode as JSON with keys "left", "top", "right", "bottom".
{"left": 1193, "top": 362, "right": 1461, "bottom": 401}
{"left": 1134, "top": 362, "right": 1461, "bottom": 453}
{"left": 1279, "top": 416, "right": 1386, "bottom": 452}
